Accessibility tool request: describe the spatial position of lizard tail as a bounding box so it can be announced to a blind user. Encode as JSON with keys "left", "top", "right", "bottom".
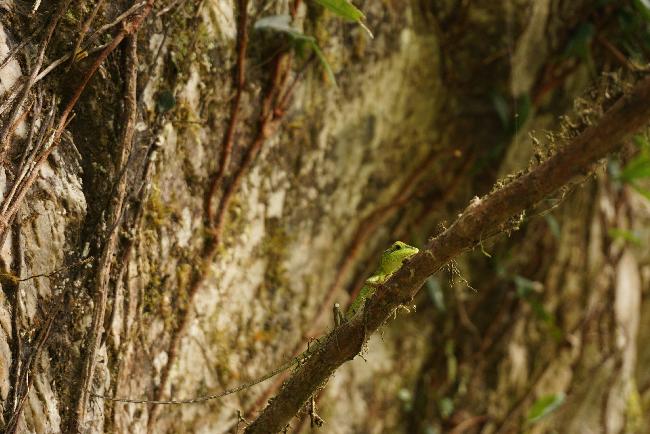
{"left": 90, "top": 357, "right": 300, "bottom": 405}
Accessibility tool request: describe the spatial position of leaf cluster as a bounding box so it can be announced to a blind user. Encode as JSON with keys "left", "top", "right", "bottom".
{"left": 253, "top": 0, "right": 372, "bottom": 86}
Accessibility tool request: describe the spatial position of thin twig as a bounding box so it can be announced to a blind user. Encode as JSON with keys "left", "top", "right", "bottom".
{"left": 7, "top": 224, "right": 23, "bottom": 420}
{"left": 0, "top": 78, "right": 26, "bottom": 117}
{"left": 205, "top": 0, "right": 249, "bottom": 224}
{"left": 74, "top": 30, "right": 140, "bottom": 429}
{"left": 0, "top": 0, "right": 155, "bottom": 243}
{"left": 597, "top": 34, "right": 649, "bottom": 72}
{"left": 34, "top": 41, "right": 111, "bottom": 83}
{"left": 104, "top": 126, "right": 162, "bottom": 419}
{"left": 449, "top": 415, "right": 489, "bottom": 434}
{"left": 35, "top": 2, "right": 145, "bottom": 84}
{"left": 68, "top": 0, "right": 107, "bottom": 69}
{"left": 18, "top": 88, "right": 43, "bottom": 171}
{"left": 2, "top": 99, "right": 34, "bottom": 155}
{"left": 156, "top": 0, "right": 188, "bottom": 17}
{"left": 4, "top": 304, "right": 57, "bottom": 434}
{"left": 210, "top": 54, "right": 289, "bottom": 239}
{"left": 0, "top": 101, "right": 56, "bottom": 223}
{"left": 0, "top": 0, "right": 72, "bottom": 160}
{"left": 15, "top": 257, "right": 93, "bottom": 282}
{"left": 85, "top": 2, "right": 147, "bottom": 48}
{"left": 0, "top": 29, "right": 38, "bottom": 72}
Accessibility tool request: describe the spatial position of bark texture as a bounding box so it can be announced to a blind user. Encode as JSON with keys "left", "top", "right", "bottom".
{"left": 0, "top": 1, "right": 648, "bottom": 433}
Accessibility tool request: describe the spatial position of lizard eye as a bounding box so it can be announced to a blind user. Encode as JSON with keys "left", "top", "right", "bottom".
{"left": 394, "top": 244, "right": 401, "bottom": 250}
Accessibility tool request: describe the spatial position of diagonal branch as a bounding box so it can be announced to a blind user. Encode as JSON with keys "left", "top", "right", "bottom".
{"left": 244, "top": 75, "right": 650, "bottom": 433}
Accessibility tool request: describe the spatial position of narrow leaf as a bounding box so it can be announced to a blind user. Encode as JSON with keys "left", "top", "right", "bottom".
{"left": 310, "top": 42, "right": 337, "bottom": 86}
{"left": 254, "top": 15, "right": 337, "bottom": 86}
{"left": 620, "top": 155, "right": 650, "bottom": 181}
{"left": 491, "top": 91, "right": 511, "bottom": 130}
{"left": 426, "top": 276, "right": 445, "bottom": 311}
{"left": 254, "top": 14, "right": 295, "bottom": 33}
{"left": 544, "top": 215, "right": 561, "bottom": 239}
{"left": 527, "top": 393, "right": 565, "bottom": 423}
{"left": 313, "top": 0, "right": 364, "bottom": 21}
{"left": 631, "top": 183, "right": 650, "bottom": 200}
{"left": 632, "top": 134, "right": 650, "bottom": 150}
{"left": 608, "top": 228, "right": 642, "bottom": 245}
{"left": 312, "top": 0, "right": 373, "bottom": 37}
{"left": 564, "top": 23, "right": 595, "bottom": 60}
{"left": 633, "top": 0, "right": 650, "bottom": 21}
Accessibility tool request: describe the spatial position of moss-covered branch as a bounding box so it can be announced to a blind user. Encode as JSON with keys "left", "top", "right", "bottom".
{"left": 245, "top": 74, "right": 650, "bottom": 433}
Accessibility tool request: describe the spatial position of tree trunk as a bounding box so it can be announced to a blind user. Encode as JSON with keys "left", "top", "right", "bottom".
{"left": 0, "top": 1, "right": 648, "bottom": 433}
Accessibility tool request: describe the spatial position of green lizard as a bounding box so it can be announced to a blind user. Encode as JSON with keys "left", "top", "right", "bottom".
{"left": 91, "top": 241, "right": 419, "bottom": 405}
{"left": 345, "top": 241, "right": 419, "bottom": 319}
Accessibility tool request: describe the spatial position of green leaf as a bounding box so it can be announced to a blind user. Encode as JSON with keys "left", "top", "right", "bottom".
{"left": 513, "top": 276, "right": 563, "bottom": 339}
{"left": 156, "top": 90, "right": 176, "bottom": 113}
{"left": 254, "top": 14, "right": 296, "bottom": 34}
{"left": 527, "top": 393, "right": 565, "bottom": 423}
{"left": 608, "top": 159, "right": 622, "bottom": 179}
{"left": 608, "top": 228, "right": 642, "bottom": 246}
{"left": 254, "top": 15, "right": 337, "bottom": 86}
{"left": 489, "top": 92, "right": 531, "bottom": 135}
{"left": 312, "top": 0, "right": 373, "bottom": 37}
{"left": 513, "top": 275, "right": 536, "bottom": 298}
{"left": 633, "top": 0, "right": 650, "bottom": 21}
{"left": 491, "top": 91, "right": 511, "bottom": 130}
{"left": 544, "top": 215, "right": 561, "bottom": 239}
{"left": 514, "top": 93, "right": 532, "bottom": 130}
{"left": 438, "top": 397, "right": 454, "bottom": 418}
{"left": 426, "top": 276, "right": 445, "bottom": 311}
{"left": 309, "top": 42, "right": 337, "bottom": 85}
{"left": 630, "top": 183, "right": 650, "bottom": 200}
{"left": 619, "top": 154, "right": 650, "bottom": 182}
{"left": 617, "top": 136, "right": 650, "bottom": 184}
{"left": 444, "top": 340, "right": 457, "bottom": 382}
{"left": 397, "top": 388, "right": 413, "bottom": 411}
{"left": 564, "top": 23, "right": 595, "bottom": 60}
{"left": 397, "top": 388, "right": 412, "bottom": 402}
{"left": 312, "top": 0, "right": 364, "bottom": 22}
{"left": 633, "top": 134, "right": 650, "bottom": 150}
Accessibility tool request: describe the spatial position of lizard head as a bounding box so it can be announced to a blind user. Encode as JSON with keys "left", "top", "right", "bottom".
{"left": 377, "top": 241, "right": 419, "bottom": 277}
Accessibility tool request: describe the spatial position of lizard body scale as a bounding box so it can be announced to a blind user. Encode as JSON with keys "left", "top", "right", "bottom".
{"left": 91, "top": 241, "right": 419, "bottom": 405}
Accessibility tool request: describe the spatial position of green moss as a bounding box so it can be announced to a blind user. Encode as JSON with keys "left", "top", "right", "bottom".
{"left": 626, "top": 382, "right": 644, "bottom": 432}
{"left": 64, "top": 10, "right": 79, "bottom": 23}
{"left": 142, "top": 265, "right": 179, "bottom": 330}
{"left": 142, "top": 268, "right": 165, "bottom": 315}
{"left": 260, "top": 221, "right": 292, "bottom": 297}
{"left": 221, "top": 195, "right": 249, "bottom": 247}
{"left": 146, "top": 185, "right": 174, "bottom": 228}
